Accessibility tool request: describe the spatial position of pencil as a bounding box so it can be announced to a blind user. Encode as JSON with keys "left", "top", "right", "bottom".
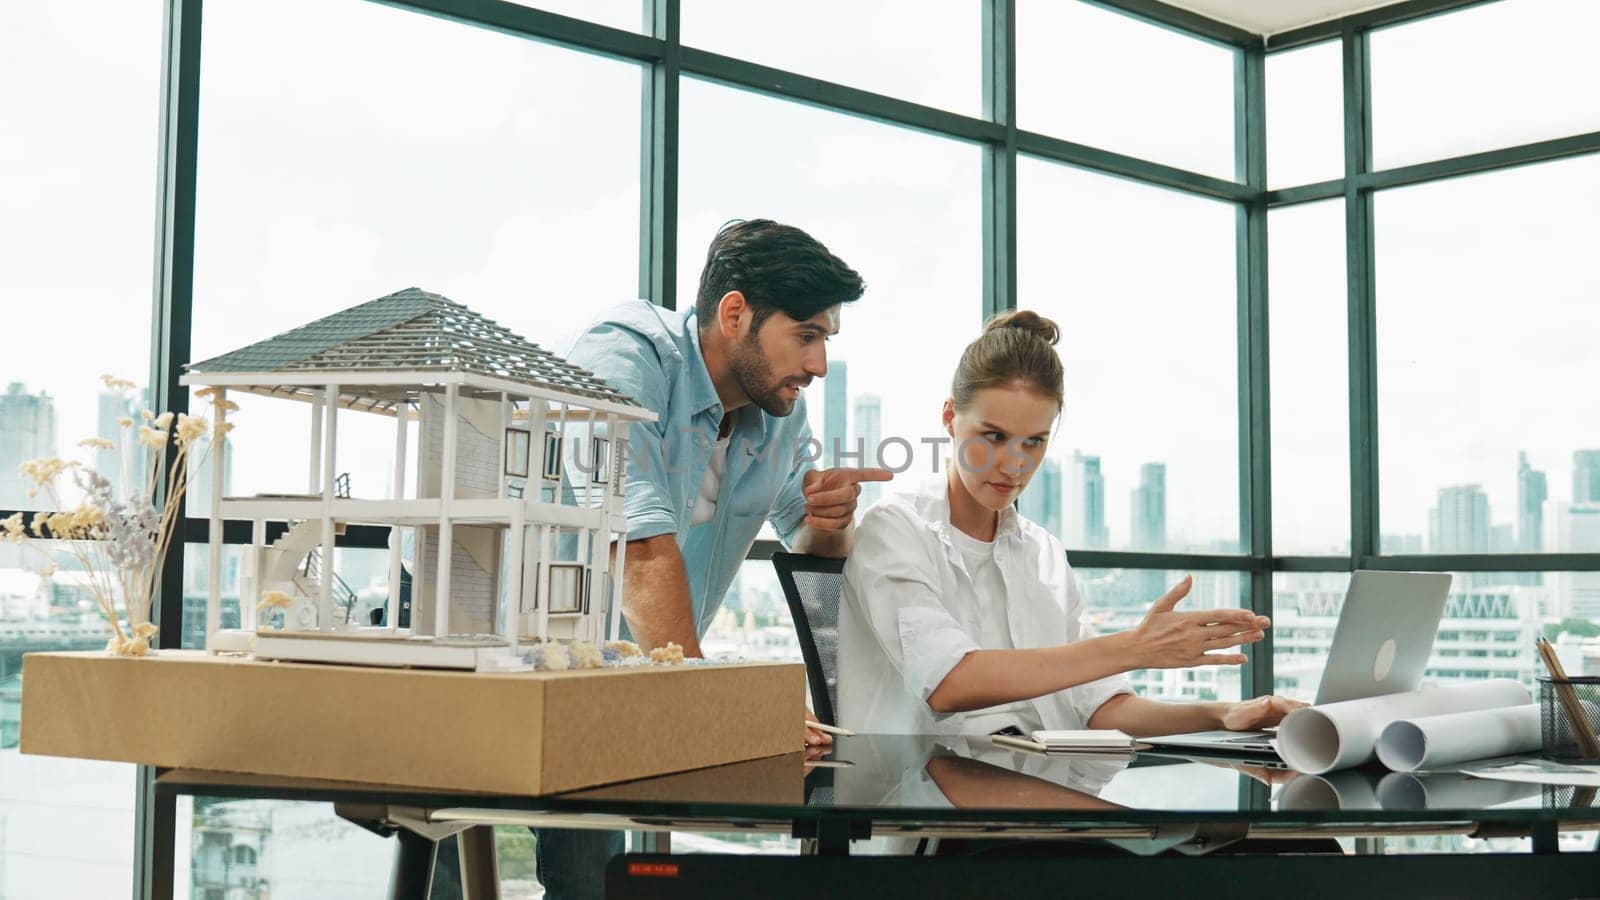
{"left": 805, "top": 720, "right": 855, "bottom": 737}
{"left": 1536, "top": 638, "right": 1600, "bottom": 759}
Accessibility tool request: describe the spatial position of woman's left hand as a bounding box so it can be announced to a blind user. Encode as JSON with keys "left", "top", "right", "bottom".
{"left": 1220, "top": 695, "right": 1307, "bottom": 731}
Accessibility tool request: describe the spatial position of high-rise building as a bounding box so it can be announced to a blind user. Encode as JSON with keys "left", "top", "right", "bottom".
{"left": 1574, "top": 449, "right": 1600, "bottom": 504}
{"left": 852, "top": 394, "right": 883, "bottom": 509}
{"left": 1490, "top": 523, "right": 1515, "bottom": 553}
{"left": 1517, "top": 451, "right": 1548, "bottom": 552}
{"left": 0, "top": 382, "right": 58, "bottom": 509}
{"left": 186, "top": 439, "right": 234, "bottom": 514}
{"left": 95, "top": 390, "right": 151, "bottom": 500}
{"left": 1064, "top": 451, "right": 1108, "bottom": 549}
{"left": 1017, "top": 458, "right": 1061, "bottom": 538}
{"left": 1380, "top": 533, "right": 1425, "bottom": 554}
{"left": 1554, "top": 503, "right": 1600, "bottom": 622}
{"left": 823, "top": 360, "right": 849, "bottom": 468}
{"left": 1428, "top": 484, "right": 1490, "bottom": 554}
{"left": 1130, "top": 462, "right": 1166, "bottom": 551}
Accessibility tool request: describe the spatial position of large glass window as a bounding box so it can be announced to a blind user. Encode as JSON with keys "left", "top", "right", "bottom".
{"left": 173, "top": 796, "right": 392, "bottom": 898}
{"left": 1, "top": 3, "right": 162, "bottom": 513}
{"left": 678, "top": 79, "right": 983, "bottom": 525}
{"left": 1018, "top": 158, "right": 1239, "bottom": 553}
{"left": 682, "top": 0, "right": 982, "bottom": 116}
{"left": 1266, "top": 41, "right": 1343, "bottom": 189}
{"left": 1017, "top": 0, "right": 1237, "bottom": 180}
{"left": 1370, "top": 0, "right": 1600, "bottom": 169}
{"left": 1078, "top": 568, "right": 1245, "bottom": 703}
{"left": 1374, "top": 155, "right": 1600, "bottom": 556}
{"left": 191, "top": 0, "right": 641, "bottom": 513}
{"left": 0, "top": 4, "right": 163, "bottom": 895}
{"left": 702, "top": 559, "right": 804, "bottom": 663}
{"left": 1268, "top": 200, "right": 1349, "bottom": 555}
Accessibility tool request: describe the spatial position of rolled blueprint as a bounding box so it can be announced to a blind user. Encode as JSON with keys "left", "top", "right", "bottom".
{"left": 1374, "top": 704, "right": 1540, "bottom": 772}
{"left": 1376, "top": 772, "right": 1540, "bottom": 810}
{"left": 1276, "top": 769, "right": 1383, "bottom": 811}
{"left": 1276, "top": 680, "right": 1530, "bottom": 775}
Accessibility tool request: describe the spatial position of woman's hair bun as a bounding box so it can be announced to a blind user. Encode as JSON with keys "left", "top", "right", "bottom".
{"left": 982, "top": 309, "right": 1059, "bottom": 346}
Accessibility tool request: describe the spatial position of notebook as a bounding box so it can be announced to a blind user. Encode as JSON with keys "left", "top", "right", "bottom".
{"left": 991, "top": 729, "right": 1136, "bottom": 754}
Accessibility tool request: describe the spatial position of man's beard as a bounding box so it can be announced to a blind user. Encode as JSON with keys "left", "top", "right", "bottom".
{"left": 729, "top": 332, "right": 803, "bottom": 417}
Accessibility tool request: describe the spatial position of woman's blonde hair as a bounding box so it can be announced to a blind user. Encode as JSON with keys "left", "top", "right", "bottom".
{"left": 950, "top": 309, "right": 1064, "bottom": 411}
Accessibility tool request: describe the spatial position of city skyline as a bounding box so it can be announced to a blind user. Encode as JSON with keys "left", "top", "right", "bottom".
{"left": 0, "top": 383, "right": 57, "bottom": 511}
{"left": 8, "top": 374, "right": 1600, "bottom": 560}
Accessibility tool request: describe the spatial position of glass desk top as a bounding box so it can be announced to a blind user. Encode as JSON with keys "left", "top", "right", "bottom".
{"left": 155, "top": 734, "right": 1600, "bottom": 832}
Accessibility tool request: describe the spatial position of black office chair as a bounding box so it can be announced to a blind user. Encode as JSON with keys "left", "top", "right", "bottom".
{"left": 771, "top": 551, "right": 847, "bottom": 727}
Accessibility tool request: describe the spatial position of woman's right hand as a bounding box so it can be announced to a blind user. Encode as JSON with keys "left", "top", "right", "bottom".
{"left": 1128, "top": 575, "right": 1270, "bottom": 669}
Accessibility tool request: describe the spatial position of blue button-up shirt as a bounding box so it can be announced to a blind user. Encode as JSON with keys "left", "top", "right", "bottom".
{"left": 566, "top": 301, "right": 817, "bottom": 637}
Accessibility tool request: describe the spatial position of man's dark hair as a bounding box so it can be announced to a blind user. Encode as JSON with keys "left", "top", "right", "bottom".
{"left": 694, "top": 219, "right": 865, "bottom": 331}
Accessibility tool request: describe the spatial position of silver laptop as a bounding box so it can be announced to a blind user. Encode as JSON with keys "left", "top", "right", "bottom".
{"left": 1143, "top": 571, "right": 1452, "bottom": 755}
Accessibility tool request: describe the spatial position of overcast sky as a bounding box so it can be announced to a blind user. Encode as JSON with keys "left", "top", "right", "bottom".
{"left": 5, "top": 0, "right": 1598, "bottom": 557}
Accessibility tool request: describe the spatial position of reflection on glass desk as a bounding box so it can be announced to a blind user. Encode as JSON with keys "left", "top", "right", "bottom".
{"left": 151, "top": 735, "right": 1600, "bottom": 900}
{"left": 155, "top": 733, "right": 1600, "bottom": 818}
{"left": 154, "top": 733, "right": 1600, "bottom": 847}
{"left": 555, "top": 734, "right": 1595, "bottom": 823}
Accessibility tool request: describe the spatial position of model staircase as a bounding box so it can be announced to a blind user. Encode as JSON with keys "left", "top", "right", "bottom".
{"left": 259, "top": 516, "right": 359, "bottom": 624}
{"left": 298, "top": 549, "right": 359, "bottom": 622}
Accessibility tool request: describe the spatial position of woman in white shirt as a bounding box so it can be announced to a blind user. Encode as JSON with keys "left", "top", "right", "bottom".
{"left": 837, "top": 310, "right": 1303, "bottom": 737}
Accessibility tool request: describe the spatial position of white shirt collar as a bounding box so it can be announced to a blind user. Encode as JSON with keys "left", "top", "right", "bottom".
{"left": 911, "top": 471, "right": 1023, "bottom": 544}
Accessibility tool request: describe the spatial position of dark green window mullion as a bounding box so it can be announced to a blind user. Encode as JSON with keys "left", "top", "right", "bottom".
{"left": 1359, "top": 129, "right": 1600, "bottom": 194}
{"left": 139, "top": 2, "right": 203, "bottom": 897}
{"left": 1342, "top": 25, "right": 1380, "bottom": 566}
{"left": 1234, "top": 44, "right": 1273, "bottom": 701}
{"left": 377, "top": 0, "right": 664, "bottom": 63}
{"left": 1067, "top": 550, "right": 1267, "bottom": 573}
{"left": 639, "top": 0, "right": 680, "bottom": 309}
{"left": 981, "top": 0, "right": 1017, "bottom": 321}
{"left": 1265, "top": 178, "right": 1344, "bottom": 209}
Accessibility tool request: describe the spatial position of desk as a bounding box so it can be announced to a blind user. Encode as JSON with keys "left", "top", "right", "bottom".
{"left": 154, "top": 734, "right": 1600, "bottom": 899}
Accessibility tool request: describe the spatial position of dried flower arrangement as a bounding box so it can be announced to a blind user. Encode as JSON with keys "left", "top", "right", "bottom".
{"left": 0, "top": 376, "right": 234, "bottom": 656}
{"left": 511, "top": 638, "right": 687, "bottom": 672}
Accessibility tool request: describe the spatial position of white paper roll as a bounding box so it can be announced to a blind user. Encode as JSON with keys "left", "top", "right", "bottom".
{"left": 1376, "top": 772, "right": 1541, "bottom": 810}
{"left": 1277, "top": 770, "right": 1383, "bottom": 811}
{"left": 1374, "top": 704, "right": 1541, "bottom": 772}
{"left": 1276, "top": 680, "right": 1531, "bottom": 775}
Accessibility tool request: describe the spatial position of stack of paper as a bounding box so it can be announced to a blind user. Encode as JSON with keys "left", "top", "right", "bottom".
{"left": 1032, "top": 729, "right": 1135, "bottom": 751}
{"left": 990, "top": 729, "right": 1136, "bottom": 754}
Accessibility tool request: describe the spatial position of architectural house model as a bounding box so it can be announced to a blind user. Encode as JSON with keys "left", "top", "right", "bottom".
{"left": 178, "top": 288, "right": 655, "bottom": 670}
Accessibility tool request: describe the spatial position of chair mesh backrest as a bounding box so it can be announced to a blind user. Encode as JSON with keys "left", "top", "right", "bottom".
{"left": 772, "top": 553, "right": 846, "bottom": 727}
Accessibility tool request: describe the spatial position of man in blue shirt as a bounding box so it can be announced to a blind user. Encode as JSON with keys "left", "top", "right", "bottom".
{"left": 532, "top": 219, "right": 890, "bottom": 899}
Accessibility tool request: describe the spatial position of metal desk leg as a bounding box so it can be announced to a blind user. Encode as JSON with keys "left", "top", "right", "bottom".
{"left": 458, "top": 825, "right": 502, "bottom": 900}
{"left": 1531, "top": 821, "right": 1560, "bottom": 855}
{"left": 634, "top": 830, "right": 672, "bottom": 854}
{"left": 389, "top": 829, "right": 439, "bottom": 900}
{"left": 792, "top": 818, "right": 868, "bottom": 856}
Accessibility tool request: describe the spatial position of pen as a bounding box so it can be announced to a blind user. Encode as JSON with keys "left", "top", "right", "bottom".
{"left": 806, "top": 720, "right": 856, "bottom": 737}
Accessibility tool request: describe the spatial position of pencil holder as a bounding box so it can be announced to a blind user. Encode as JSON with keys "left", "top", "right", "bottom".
{"left": 1543, "top": 785, "right": 1600, "bottom": 809}
{"left": 1537, "top": 676, "right": 1600, "bottom": 762}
